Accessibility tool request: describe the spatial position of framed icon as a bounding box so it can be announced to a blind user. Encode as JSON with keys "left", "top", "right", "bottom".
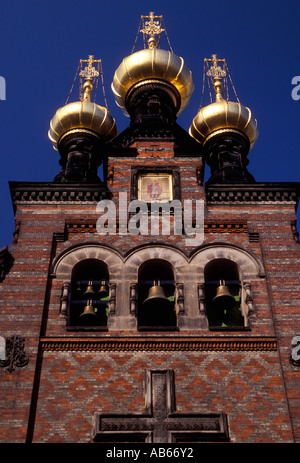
{"left": 138, "top": 174, "right": 173, "bottom": 203}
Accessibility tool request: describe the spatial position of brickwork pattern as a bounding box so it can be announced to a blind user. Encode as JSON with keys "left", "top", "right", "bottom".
{"left": 0, "top": 137, "right": 300, "bottom": 443}
{"left": 32, "top": 350, "right": 293, "bottom": 443}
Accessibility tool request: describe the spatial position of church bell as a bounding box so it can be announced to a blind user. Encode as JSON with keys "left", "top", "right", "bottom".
{"left": 212, "top": 280, "right": 236, "bottom": 311}
{"left": 84, "top": 281, "right": 95, "bottom": 297}
{"left": 98, "top": 281, "right": 109, "bottom": 299}
{"left": 143, "top": 281, "right": 170, "bottom": 307}
{"left": 79, "top": 300, "right": 98, "bottom": 321}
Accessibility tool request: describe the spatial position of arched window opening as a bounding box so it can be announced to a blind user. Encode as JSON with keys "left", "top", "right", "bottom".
{"left": 138, "top": 259, "right": 177, "bottom": 330}
{"left": 69, "top": 259, "right": 109, "bottom": 329}
{"left": 204, "top": 259, "right": 244, "bottom": 328}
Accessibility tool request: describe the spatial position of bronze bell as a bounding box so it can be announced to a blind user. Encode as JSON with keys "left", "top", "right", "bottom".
{"left": 141, "top": 281, "right": 176, "bottom": 327}
{"left": 98, "top": 281, "right": 109, "bottom": 299}
{"left": 79, "top": 301, "right": 98, "bottom": 320}
{"left": 143, "top": 282, "right": 170, "bottom": 307}
{"left": 212, "top": 280, "right": 236, "bottom": 311}
{"left": 84, "top": 281, "right": 95, "bottom": 297}
{"left": 80, "top": 303, "right": 97, "bottom": 318}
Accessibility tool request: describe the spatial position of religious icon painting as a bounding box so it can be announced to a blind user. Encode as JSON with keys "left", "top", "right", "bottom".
{"left": 138, "top": 174, "right": 173, "bottom": 203}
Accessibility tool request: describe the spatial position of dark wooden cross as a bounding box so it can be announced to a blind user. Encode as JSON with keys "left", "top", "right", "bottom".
{"left": 93, "top": 369, "right": 228, "bottom": 443}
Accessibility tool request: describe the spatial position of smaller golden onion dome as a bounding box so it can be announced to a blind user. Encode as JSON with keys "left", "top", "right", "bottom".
{"left": 189, "top": 100, "right": 258, "bottom": 149}
{"left": 48, "top": 56, "right": 118, "bottom": 151}
{"left": 48, "top": 101, "right": 117, "bottom": 151}
{"left": 189, "top": 55, "right": 258, "bottom": 149}
{"left": 111, "top": 48, "right": 194, "bottom": 116}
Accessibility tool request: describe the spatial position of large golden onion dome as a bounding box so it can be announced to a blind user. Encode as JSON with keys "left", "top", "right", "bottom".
{"left": 48, "top": 56, "right": 117, "bottom": 151}
{"left": 111, "top": 12, "right": 194, "bottom": 116}
{"left": 111, "top": 48, "right": 194, "bottom": 115}
{"left": 189, "top": 55, "right": 258, "bottom": 150}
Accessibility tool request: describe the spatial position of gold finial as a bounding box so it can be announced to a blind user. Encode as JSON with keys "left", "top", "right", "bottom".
{"left": 64, "top": 55, "right": 109, "bottom": 108}
{"left": 79, "top": 55, "right": 101, "bottom": 102}
{"left": 140, "top": 11, "right": 165, "bottom": 49}
{"left": 205, "top": 54, "right": 226, "bottom": 102}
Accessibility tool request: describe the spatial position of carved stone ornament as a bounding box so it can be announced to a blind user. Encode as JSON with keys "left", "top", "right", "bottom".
{"left": 93, "top": 369, "right": 229, "bottom": 443}
{"left": 0, "top": 336, "right": 29, "bottom": 373}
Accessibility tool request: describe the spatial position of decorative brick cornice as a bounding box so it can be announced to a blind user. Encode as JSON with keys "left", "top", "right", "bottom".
{"left": 40, "top": 336, "right": 277, "bottom": 352}
{"left": 9, "top": 182, "right": 110, "bottom": 205}
{"left": 65, "top": 221, "right": 248, "bottom": 235}
{"left": 66, "top": 222, "right": 97, "bottom": 233}
{"left": 204, "top": 223, "right": 247, "bottom": 233}
{"left": 206, "top": 183, "right": 300, "bottom": 204}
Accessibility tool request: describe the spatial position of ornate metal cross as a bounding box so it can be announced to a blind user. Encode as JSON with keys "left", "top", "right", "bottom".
{"left": 80, "top": 55, "right": 100, "bottom": 80}
{"left": 140, "top": 12, "right": 164, "bottom": 39}
{"left": 140, "top": 12, "right": 165, "bottom": 49}
{"left": 93, "top": 369, "right": 228, "bottom": 443}
{"left": 79, "top": 55, "right": 102, "bottom": 102}
{"left": 206, "top": 54, "right": 226, "bottom": 79}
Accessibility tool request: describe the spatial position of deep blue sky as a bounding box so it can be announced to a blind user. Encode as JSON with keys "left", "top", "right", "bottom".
{"left": 0, "top": 0, "right": 299, "bottom": 248}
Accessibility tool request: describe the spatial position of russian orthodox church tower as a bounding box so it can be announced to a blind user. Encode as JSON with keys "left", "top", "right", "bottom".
{"left": 1, "top": 12, "right": 300, "bottom": 444}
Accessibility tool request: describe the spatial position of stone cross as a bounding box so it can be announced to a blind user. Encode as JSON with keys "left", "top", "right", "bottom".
{"left": 93, "top": 369, "right": 228, "bottom": 443}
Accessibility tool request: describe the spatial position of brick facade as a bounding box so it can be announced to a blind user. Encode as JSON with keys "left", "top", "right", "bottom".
{"left": 1, "top": 137, "right": 300, "bottom": 443}
{"left": 1, "top": 55, "right": 300, "bottom": 443}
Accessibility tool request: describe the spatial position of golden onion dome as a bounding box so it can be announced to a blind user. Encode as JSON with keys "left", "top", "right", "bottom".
{"left": 189, "top": 54, "right": 258, "bottom": 150}
{"left": 48, "top": 55, "right": 118, "bottom": 151}
{"left": 48, "top": 100, "right": 117, "bottom": 151}
{"left": 189, "top": 99, "right": 258, "bottom": 150}
{"left": 111, "top": 47, "right": 194, "bottom": 115}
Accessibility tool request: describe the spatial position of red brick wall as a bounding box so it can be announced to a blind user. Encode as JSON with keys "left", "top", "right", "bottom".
{"left": 1, "top": 141, "right": 300, "bottom": 442}
{"left": 32, "top": 350, "right": 293, "bottom": 443}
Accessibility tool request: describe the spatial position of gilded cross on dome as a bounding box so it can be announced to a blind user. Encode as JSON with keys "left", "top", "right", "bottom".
{"left": 140, "top": 11, "right": 165, "bottom": 48}
{"left": 206, "top": 54, "right": 226, "bottom": 79}
{"left": 205, "top": 54, "right": 227, "bottom": 102}
{"left": 79, "top": 55, "right": 100, "bottom": 79}
{"left": 79, "top": 55, "right": 102, "bottom": 102}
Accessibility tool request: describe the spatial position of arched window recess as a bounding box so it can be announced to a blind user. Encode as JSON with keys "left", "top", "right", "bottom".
{"left": 204, "top": 259, "right": 250, "bottom": 330}
{"left": 65, "top": 259, "right": 110, "bottom": 330}
{"left": 137, "top": 259, "right": 177, "bottom": 330}
{"left": 72, "top": 279, "right": 109, "bottom": 326}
